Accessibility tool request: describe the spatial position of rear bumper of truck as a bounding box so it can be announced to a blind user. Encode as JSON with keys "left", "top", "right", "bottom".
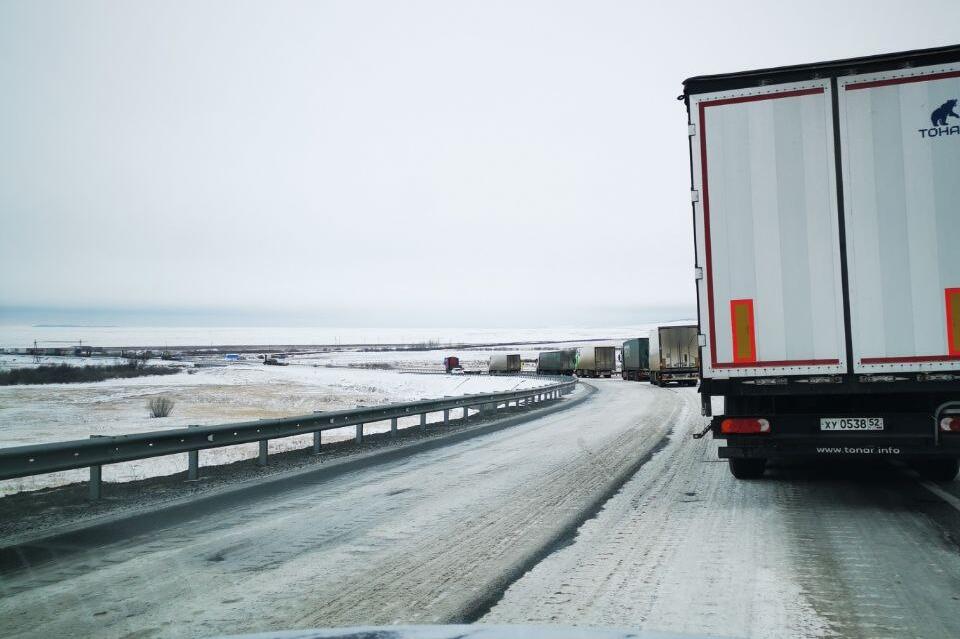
{"left": 719, "top": 439, "right": 960, "bottom": 459}
{"left": 713, "top": 412, "right": 960, "bottom": 459}
{"left": 659, "top": 369, "right": 698, "bottom": 382}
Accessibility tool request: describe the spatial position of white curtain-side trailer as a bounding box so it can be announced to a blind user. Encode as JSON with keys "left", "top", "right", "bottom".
{"left": 682, "top": 44, "right": 960, "bottom": 480}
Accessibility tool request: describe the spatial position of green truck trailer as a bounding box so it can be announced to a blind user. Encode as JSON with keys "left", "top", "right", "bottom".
{"left": 621, "top": 338, "right": 650, "bottom": 381}
{"left": 536, "top": 349, "right": 578, "bottom": 375}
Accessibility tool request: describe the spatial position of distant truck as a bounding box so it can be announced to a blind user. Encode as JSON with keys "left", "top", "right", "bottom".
{"left": 443, "top": 356, "right": 462, "bottom": 374}
{"left": 536, "top": 349, "right": 578, "bottom": 376}
{"left": 682, "top": 44, "right": 960, "bottom": 480}
{"left": 621, "top": 338, "right": 650, "bottom": 381}
{"left": 488, "top": 353, "right": 521, "bottom": 374}
{"left": 649, "top": 325, "right": 699, "bottom": 387}
{"left": 575, "top": 346, "right": 616, "bottom": 378}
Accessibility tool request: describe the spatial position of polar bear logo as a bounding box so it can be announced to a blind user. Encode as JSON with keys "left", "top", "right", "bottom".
{"left": 931, "top": 99, "right": 959, "bottom": 126}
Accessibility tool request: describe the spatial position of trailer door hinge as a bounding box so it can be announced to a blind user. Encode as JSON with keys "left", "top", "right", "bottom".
{"left": 688, "top": 123, "right": 696, "bottom": 137}
{"left": 694, "top": 266, "right": 703, "bottom": 280}
{"left": 691, "top": 190, "right": 700, "bottom": 203}
{"left": 697, "top": 334, "right": 707, "bottom": 347}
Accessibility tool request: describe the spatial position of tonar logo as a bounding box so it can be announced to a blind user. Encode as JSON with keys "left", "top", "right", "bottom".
{"left": 918, "top": 99, "right": 960, "bottom": 138}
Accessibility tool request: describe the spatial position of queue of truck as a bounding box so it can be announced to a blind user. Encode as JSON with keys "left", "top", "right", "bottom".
{"left": 436, "top": 325, "right": 700, "bottom": 383}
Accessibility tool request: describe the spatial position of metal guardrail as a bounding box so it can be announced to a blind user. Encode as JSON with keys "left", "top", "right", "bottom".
{"left": 0, "top": 377, "right": 577, "bottom": 499}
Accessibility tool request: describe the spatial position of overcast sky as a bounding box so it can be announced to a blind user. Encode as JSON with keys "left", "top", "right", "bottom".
{"left": 2, "top": 1, "right": 959, "bottom": 327}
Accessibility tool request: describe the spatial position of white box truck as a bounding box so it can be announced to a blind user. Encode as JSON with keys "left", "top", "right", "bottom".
{"left": 575, "top": 345, "right": 616, "bottom": 378}
{"left": 683, "top": 44, "right": 960, "bottom": 480}
{"left": 649, "top": 325, "right": 699, "bottom": 386}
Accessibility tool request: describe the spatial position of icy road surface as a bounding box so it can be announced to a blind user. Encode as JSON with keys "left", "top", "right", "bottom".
{"left": 3, "top": 380, "right": 960, "bottom": 639}
{"left": 484, "top": 394, "right": 960, "bottom": 638}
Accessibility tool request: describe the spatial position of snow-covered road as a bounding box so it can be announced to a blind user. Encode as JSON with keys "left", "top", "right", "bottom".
{"left": 485, "top": 392, "right": 960, "bottom": 639}
{"left": 3, "top": 379, "right": 960, "bottom": 639}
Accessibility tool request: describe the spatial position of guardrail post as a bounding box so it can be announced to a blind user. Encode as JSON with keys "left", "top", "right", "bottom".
{"left": 356, "top": 423, "right": 364, "bottom": 443}
{"left": 257, "top": 440, "right": 268, "bottom": 467}
{"left": 420, "top": 413, "right": 427, "bottom": 431}
{"left": 88, "top": 434, "right": 105, "bottom": 500}
{"left": 443, "top": 409, "right": 449, "bottom": 426}
{"left": 187, "top": 425, "right": 200, "bottom": 480}
{"left": 89, "top": 464, "right": 102, "bottom": 500}
{"left": 463, "top": 406, "right": 468, "bottom": 420}
{"left": 391, "top": 417, "right": 398, "bottom": 436}
{"left": 313, "top": 431, "right": 322, "bottom": 454}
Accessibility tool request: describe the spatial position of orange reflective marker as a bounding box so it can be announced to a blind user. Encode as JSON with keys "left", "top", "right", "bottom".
{"left": 730, "top": 299, "right": 757, "bottom": 363}
{"left": 946, "top": 288, "right": 960, "bottom": 356}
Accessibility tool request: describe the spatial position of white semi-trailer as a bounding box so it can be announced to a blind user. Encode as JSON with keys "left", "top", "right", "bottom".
{"left": 488, "top": 353, "right": 521, "bottom": 374}
{"left": 648, "top": 325, "right": 699, "bottom": 386}
{"left": 575, "top": 346, "right": 616, "bottom": 378}
{"left": 683, "top": 44, "right": 960, "bottom": 480}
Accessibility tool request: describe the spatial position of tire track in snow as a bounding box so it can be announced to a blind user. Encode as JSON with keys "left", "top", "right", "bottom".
{"left": 482, "top": 389, "right": 831, "bottom": 638}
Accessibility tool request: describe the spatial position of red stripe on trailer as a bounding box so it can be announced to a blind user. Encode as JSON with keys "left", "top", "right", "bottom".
{"left": 701, "top": 87, "right": 825, "bottom": 107}
{"left": 861, "top": 354, "right": 960, "bottom": 364}
{"left": 698, "top": 99, "right": 717, "bottom": 368}
{"left": 697, "top": 86, "right": 827, "bottom": 371}
{"left": 713, "top": 358, "right": 840, "bottom": 369}
{"left": 845, "top": 69, "right": 960, "bottom": 91}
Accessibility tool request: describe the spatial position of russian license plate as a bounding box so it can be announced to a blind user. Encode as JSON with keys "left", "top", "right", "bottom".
{"left": 820, "top": 417, "right": 884, "bottom": 431}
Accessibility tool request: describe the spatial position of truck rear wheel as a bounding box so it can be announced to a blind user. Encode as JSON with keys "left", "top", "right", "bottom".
{"left": 728, "top": 458, "right": 766, "bottom": 479}
{"left": 919, "top": 458, "right": 960, "bottom": 482}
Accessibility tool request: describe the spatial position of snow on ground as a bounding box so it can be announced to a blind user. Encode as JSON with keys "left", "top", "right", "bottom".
{"left": 0, "top": 321, "right": 701, "bottom": 496}
{"left": 0, "top": 354, "right": 134, "bottom": 370}
{"left": 0, "top": 358, "right": 548, "bottom": 495}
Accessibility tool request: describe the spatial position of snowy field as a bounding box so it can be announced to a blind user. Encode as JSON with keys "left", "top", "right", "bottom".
{"left": 0, "top": 323, "right": 698, "bottom": 495}
{"left": 0, "top": 357, "right": 549, "bottom": 495}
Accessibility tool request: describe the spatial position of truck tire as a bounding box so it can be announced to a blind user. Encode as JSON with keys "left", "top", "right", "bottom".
{"left": 650, "top": 372, "right": 658, "bottom": 386}
{"left": 728, "top": 458, "right": 766, "bottom": 479}
{"left": 919, "top": 458, "right": 960, "bottom": 482}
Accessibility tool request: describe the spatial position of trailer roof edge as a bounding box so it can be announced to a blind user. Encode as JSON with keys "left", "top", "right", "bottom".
{"left": 683, "top": 43, "right": 960, "bottom": 96}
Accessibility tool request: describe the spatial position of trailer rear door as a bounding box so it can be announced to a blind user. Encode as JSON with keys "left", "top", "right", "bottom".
{"left": 837, "top": 63, "right": 960, "bottom": 373}
{"left": 690, "top": 80, "right": 848, "bottom": 378}
{"left": 659, "top": 326, "right": 699, "bottom": 370}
